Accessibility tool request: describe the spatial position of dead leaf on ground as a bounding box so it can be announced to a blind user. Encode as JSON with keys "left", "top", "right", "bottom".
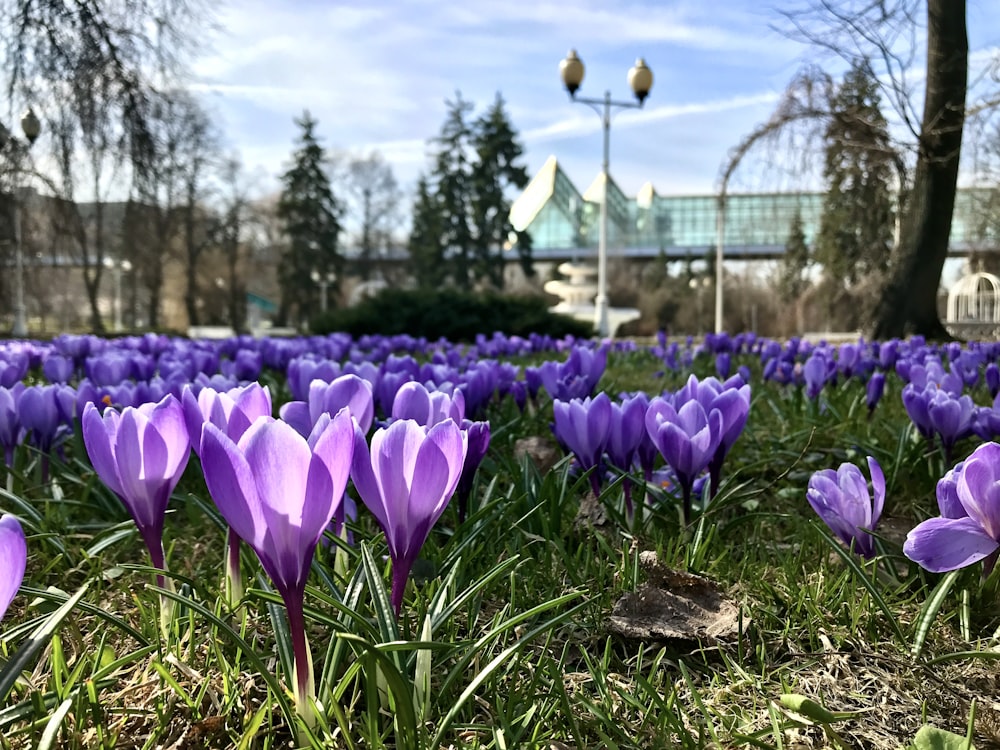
{"left": 607, "top": 550, "right": 747, "bottom": 645}
{"left": 514, "top": 435, "right": 561, "bottom": 474}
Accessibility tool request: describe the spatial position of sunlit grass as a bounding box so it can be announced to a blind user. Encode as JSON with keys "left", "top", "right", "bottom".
{"left": 1, "top": 343, "right": 998, "bottom": 748}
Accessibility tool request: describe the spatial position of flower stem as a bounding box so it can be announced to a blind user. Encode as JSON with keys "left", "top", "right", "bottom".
{"left": 283, "top": 593, "right": 315, "bottom": 737}
{"left": 225, "top": 527, "right": 244, "bottom": 608}
{"left": 391, "top": 561, "right": 411, "bottom": 617}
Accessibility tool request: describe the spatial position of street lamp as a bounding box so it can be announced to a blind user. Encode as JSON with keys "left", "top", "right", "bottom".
{"left": 103, "top": 256, "right": 133, "bottom": 332}
{"left": 0, "top": 108, "right": 41, "bottom": 338}
{"left": 311, "top": 269, "right": 336, "bottom": 314}
{"left": 689, "top": 275, "right": 711, "bottom": 333}
{"left": 560, "top": 49, "right": 653, "bottom": 338}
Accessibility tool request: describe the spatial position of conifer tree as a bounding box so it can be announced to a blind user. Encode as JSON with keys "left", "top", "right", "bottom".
{"left": 778, "top": 208, "right": 811, "bottom": 299}
{"left": 471, "top": 93, "right": 532, "bottom": 288}
{"left": 432, "top": 94, "right": 476, "bottom": 288}
{"left": 408, "top": 175, "right": 447, "bottom": 288}
{"left": 408, "top": 92, "right": 532, "bottom": 289}
{"left": 276, "top": 111, "right": 342, "bottom": 326}
{"left": 814, "top": 61, "right": 895, "bottom": 289}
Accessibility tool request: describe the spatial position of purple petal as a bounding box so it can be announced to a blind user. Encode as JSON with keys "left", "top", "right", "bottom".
{"left": 201, "top": 422, "right": 266, "bottom": 548}
{"left": 114, "top": 409, "right": 166, "bottom": 531}
{"left": 82, "top": 402, "right": 124, "bottom": 498}
{"left": 144, "top": 396, "right": 191, "bottom": 478}
{"left": 903, "top": 516, "right": 1000, "bottom": 572}
{"left": 371, "top": 420, "right": 424, "bottom": 552}
{"left": 409, "top": 420, "right": 466, "bottom": 524}
{"left": 303, "top": 409, "right": 354, "bottom": 543}
{"left": 957, "top": 448, "right": 1000, "bottom": 539}
{"left": 280, "top": 401, "right": 313, "bottom": 438}
{"left": 392, "top": 381, "right": 431, "bottom": 424}
{"left": 0, "top": 514, "right": 27, "bottom": 622}
{"left": 351, "top": 419, "right": 390, "bottom": 533}
{"left": 867, "top": 456, "right": 885, "bottom": 525}
{"left": 243, "top": 419, "right": 311, "bottom": 525}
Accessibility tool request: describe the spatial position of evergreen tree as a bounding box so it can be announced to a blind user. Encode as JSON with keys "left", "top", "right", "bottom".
{"left": 432, "top": 93, "right": 476, "bottom": 288}
{"left": 408, "top": 92, "right": 533, "bottom": 290}
{"left": 778, "top": 208, "right": 812, "bottom": 299}
{"left": 276, "top": 111, "right": 342, "bottom": 326}
{"left": 814, "top": 61, "right": 896, "bottom": 290}
{"left": 408, "top": 175, "right": 447, "bottom": 288}
{"left": 471, "top": 93, "right": 533, "bottom": 288}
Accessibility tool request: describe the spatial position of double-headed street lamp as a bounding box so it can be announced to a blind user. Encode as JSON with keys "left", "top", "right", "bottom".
{"left": 559, "top": 49, "right": 653, "bottom": 338}
{"left": 103, "top": 256, "right": 133, "bottom": 332}
{"left": 311, "top": 269, "right": 336, "bottom": 314}
{"left": 0, "top": 108, "right": 41, "bottom": 338}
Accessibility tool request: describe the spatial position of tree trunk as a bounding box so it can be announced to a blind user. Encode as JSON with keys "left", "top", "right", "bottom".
{"left": 83, "top": 269, "right": 104, "bottom": 332}
{"left": 870, "top": 0, "right": 967, "bottom": 340}
{"left": 184, "top": 211, "right": 199, "bottom": 328}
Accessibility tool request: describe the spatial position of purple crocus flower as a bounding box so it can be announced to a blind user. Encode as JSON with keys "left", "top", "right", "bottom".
{"left": 807, "top": 457, "right": 884, "bottom": 559}
{"left": 201, "top": 412, "right": 354, "bottom": 732}
{"left": 0, "top": 514, "right": 27, "bottom": 623}
{"left": 926, "top": 388, "right": 976, "bottom": 460}
{"left": 350, "top": 418, "right": 467, "bottom": 615}
{"left": 675, "top": 375, "right": 750, "bottom": 501}
{"left": 182, "top": 382, "right": 273, "bottom": 452}
{"left": 182, "top": 382, "right": 272, "bottom": 605}
{"left": 391, "top": 381, "right": 465, "bottom": 426}
{"left": 280, "top": 374, "right": 375, "bottom": 439}
{"left": 866, "top": 372, "right": 886, "bottom": 418}
{"left": 82, "top": 394, "right": 191, "bottom": 590}
{"left": 902, "top": 384, "right": 976, "bottom": 463}
{"left": 42, "top": 354, "right": 74, "bottom": 384}
{"left": 532, "top": 344, "right": 608, "bottom": 402}
{"left": 456, "top": 420, "right": 490, "bottom": 523}
{"left": 803, "top": 350, "right": 834, "bottom": 401}
{"left": 606, "top": 394, "right": 649, "bottom": 519}
{"left": 18, "top": 384, "right": 76, "bottom": 481}
{"left": 904, "top": 442, "right": 1000, "bottom": 576}
{"left": 552, "top": 393, "right": 613, "bottom": 495}
{"left": 645, "top": 396, "right": 722, "bottom": 524}
{"left": 0, "top": 351, "right": 29, "bottom": 388}
{"left": 0, "top": 385, "right": 24, "bottom": 468}
{"left": 715, "top": 352, "right": 731, "bottom": 380}
{"left": 986, "top": 363, "right": 1000, "bottom": 400}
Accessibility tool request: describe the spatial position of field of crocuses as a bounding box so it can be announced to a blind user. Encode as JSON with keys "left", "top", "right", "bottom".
{"left": 1, "top": 330, "right": 999, "bottom": 748}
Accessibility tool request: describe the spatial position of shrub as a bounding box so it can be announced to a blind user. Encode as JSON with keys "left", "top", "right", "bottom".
{"left": 310, "top": 288, "right": 594, "bottom": 341}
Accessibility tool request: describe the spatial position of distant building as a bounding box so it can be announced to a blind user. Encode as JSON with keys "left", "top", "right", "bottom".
{"left": 508, "top": 155, "right": 1000, "bottom": 263}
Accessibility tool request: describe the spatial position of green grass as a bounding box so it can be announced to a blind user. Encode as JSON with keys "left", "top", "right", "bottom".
{"left": 1, "top": 347, "right": 998, "bottom": 748}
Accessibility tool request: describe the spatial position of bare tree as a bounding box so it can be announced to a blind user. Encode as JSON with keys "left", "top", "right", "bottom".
{"left": 177, "top": 102, "right": 220, "bottom": 327}
{"left": 342, "top": 151, "right": 402, "bottom": 281}
{"left": 48, "top": 83, "right": 125, "bottom": 331}
{"left": 0, "top": 0, "right": 211, "bottom": 189}
{"left": 132, "top": 90, "right": 214, "bottom": 329}
{"left": 214, "top": 156, "right": 256, "bottom": 331}
{"left": 773, "top": 0, "right": 978, "bottom": 337}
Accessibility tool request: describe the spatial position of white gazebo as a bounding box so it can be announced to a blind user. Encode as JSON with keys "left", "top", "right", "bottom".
{"left": 946, "top": 271, "right": 1000, "bottom": 325}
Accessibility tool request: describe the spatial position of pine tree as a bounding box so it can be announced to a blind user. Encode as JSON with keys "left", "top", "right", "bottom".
{"left": 276, "top": 111, "right": 342, "bottom": 326}
{"left": 778, "top": 208, "right": 811, "bottom": 299}
{"left": 431, "top": 93, "right": 476, "bottom": 288}
{"left": 814, "top": 61, "right": 896, "bottom": 290}
{"left": 470, "top": 93, "right": 533, "bottom": 288}
{"left": 408, "top": 92, "right": 533, "bottom": 290}
{"left": 408, "top": 175, "right": 447, "bottom": 288}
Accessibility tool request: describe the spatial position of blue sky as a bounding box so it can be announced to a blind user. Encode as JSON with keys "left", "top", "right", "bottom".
{"left": 191, "top": 0, "right": 1000, "bottom": 202}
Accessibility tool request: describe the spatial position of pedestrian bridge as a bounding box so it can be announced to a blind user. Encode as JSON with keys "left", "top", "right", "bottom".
{"left": 509, "top": 156, "right": 1000, "bottom": 263}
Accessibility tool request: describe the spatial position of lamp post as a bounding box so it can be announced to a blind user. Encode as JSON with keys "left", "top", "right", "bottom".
{"left": 311, "top": 269, "right": 336, "bottom": 314}
{"left": 0, "top": 108, "right": 41, "bottom": 338}
{"left": 559, "top": 49, "right": 652, "bottom": 338}
{"left": 103, "top": 257, "right": 133, "bottom": 332}
{"left": 689, "top": 275, "right": 711, "bottom": 333}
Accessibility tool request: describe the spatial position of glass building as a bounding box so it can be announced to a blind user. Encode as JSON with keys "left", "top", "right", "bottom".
{"left": 510, "top": 156, "right": 999, "bottom": 261}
